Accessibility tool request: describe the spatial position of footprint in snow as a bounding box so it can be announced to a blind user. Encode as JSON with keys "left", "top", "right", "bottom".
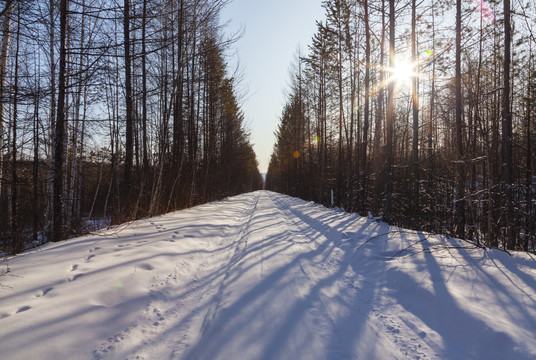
{"left": 69, "top": 274, "right": 84, "bottom": 282}
{"left": 0, "top": 313, "right": 10, "bottom": 319}
{"left": 138, "top": 263, "right": 154, "bottom": 271}
{"left": 36, "top": 287, "right": 53, "bottom": 297}
{"left": 86, "top": 254, "right": 95, "bottom": 262}
{"left": 386, "top": 325, "right": 400, "bottom": 334}
{"left": 70, "top": 264, "right": 78, "bottom": 272}
{"left": 16, "top": 306, "right": 31, "bottom": 314}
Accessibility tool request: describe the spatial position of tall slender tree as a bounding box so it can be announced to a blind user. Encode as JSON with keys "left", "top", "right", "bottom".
{"left": 362, "top": 0, "right": 370, "bottom": 213}
{"left": 10, "top": 2, "right": 20, "bottom": 251}
{"left": 141, "top": 0, "right": 148, "bottom": 171}
{"left": 411, "top": 0, "right": 420, "bottom": 224}
{"left": 0, "top": 0, "right": 14, "bottom": 198}
{"left": 124, "top": 0, "right": 134, "bottom": 190}
{"left": 52, "top": 0, "right": 68, "bottom": 242}
{"left": 455, "top": 0, "right": 465, "bottom": 239}
{"left": 384, "top": 0, "right": 395, "bottom": 221}
{"left": 503, "top": 0, "right": 515, "bottom": 249}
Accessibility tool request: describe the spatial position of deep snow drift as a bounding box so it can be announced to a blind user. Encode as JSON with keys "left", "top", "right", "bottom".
{"left": 1, "top": 191, "right": 535, "bottom": 359}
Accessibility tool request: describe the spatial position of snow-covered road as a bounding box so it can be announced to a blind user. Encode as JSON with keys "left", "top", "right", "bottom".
{"left": 1, "top": 191, "right": 536, "bottom": 359}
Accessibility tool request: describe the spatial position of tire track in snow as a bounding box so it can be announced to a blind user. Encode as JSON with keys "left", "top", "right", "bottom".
{"left": 198, "top": 192, "right": 260, "bottom": 336}
{"left": 93, "top": 195, "right": 260, "bottom": 359}
{"left": 182, "top": 191, "right": 322, "bottom": 360}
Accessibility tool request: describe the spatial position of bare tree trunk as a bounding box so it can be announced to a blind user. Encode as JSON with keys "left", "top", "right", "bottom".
{"left": 88, "top": 156, "right": 103, "bottom": 222}
{"left": 141, "top": 0, "right": 148, "bottom": 170}
{"left": 46, "top": 0, "right": 56, "bottom": 229}
{"left": 525, "top": 48, "right": 532, "bottom": 251}
{"left": 52, "top": 0, "right": 68, "bottom": 242}
{"left": 503, "top": 0, "right": 515, "bottom": 250}
{"left": 69, "top": 0, "right": 86, "bottom": 230}
{"left": 373, "top": 0, "right": 385, "bottom": 212}
{"left": 189, "top": 6, "right": 198, "bottom": 166}
{"left": 427, "top": 2, "right": 436, "bottom": 231}
{"left": 11, "top": 4, "right": 20, "bottom": 252}
{"left": 335, "top": 11, "right": 345, "bottom": 207}
{"left": 384, "top": 0, "right": 395, "bottom": 221}
{"left": 33, "top": 67, "right": 40, "bottom": 243}
{"left": 411, "top": 0, "right": 420, "bottom": 225}
{"left": 62, "top": 23, "right": 71, "bottom": 232}
{"left": 124, "top": 0, "right": 134, "bottom": 190}
{"left": 72, "top": 85, "right": 87, "bottom": 227}
{"left": 173, "top": 0, "right": 184, "bottom": 165}
{"left": 103, "top": 79, "right": 116, "bottom": 221}
{"left": 0, "top": 1, "right": 14, "bottom": 198}
{"left": 362, "top": 0, "right": 370, "bottom": 214}
{"left": 474, "top": 3, "right": 484, "bottom": 247}
{"left": 526, "top": 81, "right": 532, "bottom": 251}
{"left": 455, "top": 0, "right": 465, "bottom": 239}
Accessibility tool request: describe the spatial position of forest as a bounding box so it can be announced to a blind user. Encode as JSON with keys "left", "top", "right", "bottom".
{"left": 0, "top": 0, "right": 263, "bottom": 255}
{"left": 266, "top": 0, "right": 536, "bottom": 251}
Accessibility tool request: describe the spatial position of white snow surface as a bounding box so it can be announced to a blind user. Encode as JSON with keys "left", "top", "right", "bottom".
{"left": 1, "top": 191, "right": 536, "bottom": 360}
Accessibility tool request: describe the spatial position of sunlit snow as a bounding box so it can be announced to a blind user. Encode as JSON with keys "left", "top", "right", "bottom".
{"left": 1, "top": 191, "right": 535, "bottom": 359}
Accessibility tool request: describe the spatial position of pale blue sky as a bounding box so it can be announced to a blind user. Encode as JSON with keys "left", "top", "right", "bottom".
{"left": 221, "top": 0, "right": 325, "bottom": 174}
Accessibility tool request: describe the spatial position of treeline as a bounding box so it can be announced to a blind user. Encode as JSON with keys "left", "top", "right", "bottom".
{"left": 266, "top": 0, "right": 535, "bottom": 251}
{"left": 0, "top": 0, "right": 263, "bottom": 254}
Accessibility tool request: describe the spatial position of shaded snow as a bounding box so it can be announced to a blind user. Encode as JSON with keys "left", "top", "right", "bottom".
{"left": 0, "top": 191, "right": 535, "bottom": 359}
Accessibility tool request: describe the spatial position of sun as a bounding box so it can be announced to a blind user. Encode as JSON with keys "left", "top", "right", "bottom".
{"left": 391, "top": 58, "right": 415, "bottom": 86}
{"left": 375, "top": 56, "right": 421, "bottom": 91}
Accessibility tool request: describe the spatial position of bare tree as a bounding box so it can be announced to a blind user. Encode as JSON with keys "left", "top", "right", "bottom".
{"left": 455, "top": 0, "right": 465, "bottom": 239}
{"left": 362, "top": 0, "right": 370, "bottom": 213}
{"left": 124, "top": 0, "right": 134, "bottom": 191}
{"left": 411, "top": 0, "right": 419, "bottom": 224}
{"left": 384, "top": 0, "right": 395, "bottom": 221}
{"left": 0, "top": 0, "right": 14, "bottom": 198}
{"left": 52, "top": 0, "right": 68, "bottom": 242}
{"left": 503, "top": 0, "right": 515, "bottom": 250}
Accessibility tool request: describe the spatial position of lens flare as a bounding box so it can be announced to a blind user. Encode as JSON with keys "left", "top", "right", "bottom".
{"left": 473, "top": 0, "right": 495, "bottom": 24}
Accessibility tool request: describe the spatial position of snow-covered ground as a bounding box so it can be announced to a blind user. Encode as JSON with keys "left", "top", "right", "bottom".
{"left": 1, "top": 191, "right": 535, "bottom": 359}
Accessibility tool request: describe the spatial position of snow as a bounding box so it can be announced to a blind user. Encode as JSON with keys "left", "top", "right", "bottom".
{"left": 1, "top": 190, "right": 535, "bottom": 359}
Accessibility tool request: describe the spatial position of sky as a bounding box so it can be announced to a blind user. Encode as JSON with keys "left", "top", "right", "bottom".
{"left": 221, "top": 0, "right": 325, "bottom": 174}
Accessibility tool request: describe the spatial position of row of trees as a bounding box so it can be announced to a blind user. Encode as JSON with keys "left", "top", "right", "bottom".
{"left": 0, "top": 0, "right": 263, "bottom": 254}
{"left": 266, "top": 0, "right": 535, "bottom": 251}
